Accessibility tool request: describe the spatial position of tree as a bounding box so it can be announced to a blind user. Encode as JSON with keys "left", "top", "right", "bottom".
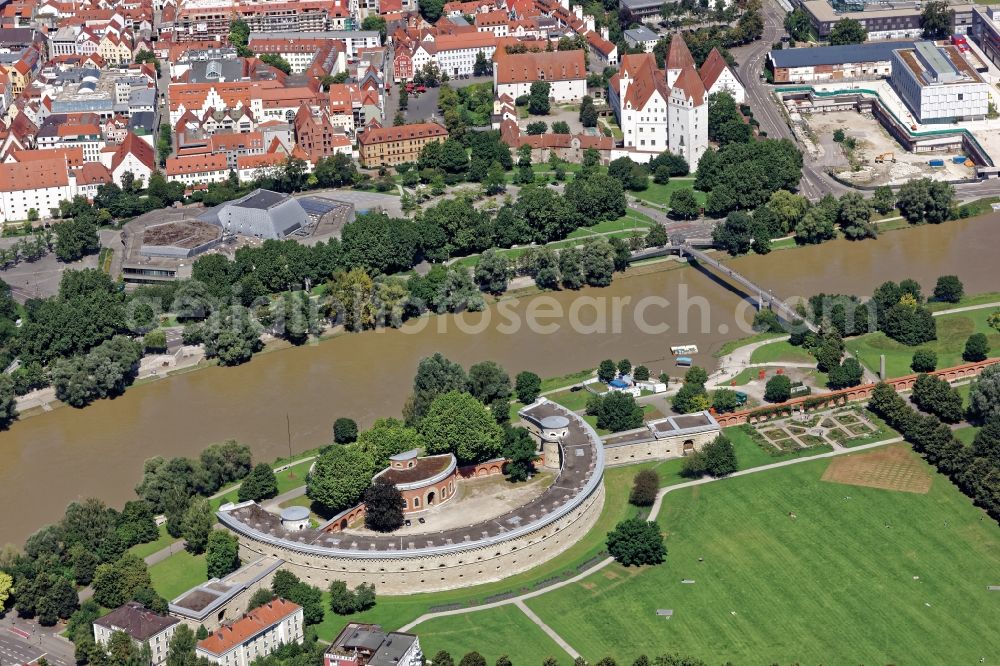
{"left": 828, "top": 358, "right": 864, "bottom": 389}
{"left": 406, "top": 353, "right": 468, "bottom": 425}
{"left": 921, "top": 0, "right": 951, "bottom": 39}
{"left": 328, "top": 580, "right": 357, "bottom": 615}
{"left": 883, "top": 302, "right": 936, "bottom": 345}
{"left": 896, "top": 178, "right": 954, "bottom": 224}
{"left": 645, "top": 224, "right": 669, "bottom": 248}
{"left": 467, "top": 361, "right": 511, "bottom": 405}
{"left": 205, "top": 531, "right": 240, "bottom": 579}
{"left": 515, "top": 371, "right": 542, "bottom": 403}
{"left": 420, "top": 391, "right": 504, "bottom": 463}
{"left": 361, "top": 14, "right": 387, "bottom": 40}
{"left": 595, "top": 392, "right": 644, "bottom": 432}
{"left": 363, "top": 478, "right": 405, "bottom": 532}
{"left": 334, "top": 417, "right": 359, "bottom": 444}
{"left": 54, "top": 217, "right": 100, "bottom": 262}
{"left": 433, "top": 651, "right": 455, "bottom": 666}
{"left": 964, "top": 332, "right": 990, "bottom": 362}
{"left": 912, "top": 373, "right": 964, "bottom": 423}
{"left": 528, "top": 81, "right": 551, "bottom": 115}
{"left": 181, "top": 497, "right": 213, "bottom": 554}
{"left": 969, "top": 365, "right": 1000, "bottom": 422}
{"left": 460, "top": 653, "right": 487, "bottom": 666}
{"left": 702, "top": 434, "right": 737, "bottom": 476}
{"left": 911, "top": 348, "right": 938, "bottom": 373}
{"left": 837, "top": 192, "right": 876, "bottom": 240}
{"left": 629, "top": 469, "right": 659, "bottom": 507}
{"left": 669, "top": 189, "right": 700, "bottom": 220}
{"left": 872, "top": 185, "right": 895, "bottom": 215}
{"left": 0, "top": 374, "right": 17, "bottom": 429}
{"left": 565, "top": 173, "right": 626, "bottom": 223}
{"left": 552, "top": 120, "right": 570, "bottom": 134}
{"left": 579, "top": 96, "right": 598, "bottom": 127}
{"left": 237, "top": 463, "right": 278, "bottom": 502}
{"left": 794, "top": 209, "right": 836, "bottom": 245}
{"left": 526, "top": 121, "right": 548, "bottom": 135}
{"left": 634, "top": 365, "right": 650, "bottom": 381}
{"left": 764, "top": 374, "right": 792, "bottom": 402}
{"left": 784, "top": 7, "right": 812, "bottom": 41}
{"left": 828, "top": 18, "right": 866, "bottom": 45}
{"left": 92, "top": 554, "right": 152, "bottom": 609}
{"left": 246, "top": 588, "right": 274, "bottom": 611}
{"left": 933, "top": 275, "right": 964, "bottom": 303}
{"left": 259, "top": 53, "right": 291, "bottom": 74}
{"left": 307, "top": 445, "right": 376, "bottom": 513}
{"left": 673, "top": 383, "right": 709, "bottom": 413}
{"left": 419, "top": 0, "right": 445, "bottom": 22}
{"left": 606, "top": 518, "right": 666, "bottom": 566}
{"left": 504, "top": 426, "right": 537, "bottom": 482}
{"left": 711, "top": 388, "right": 741, "bottom": 413}
{"left": 0, "top": 571, "right": 11, "bottom": 612}
{"left": 166, "top": 624, "right": 198, "bottom": 666}
{"left": 474, "top": 249, "right": 512, "bottom": 295}
{"left": 598, "top": 359, "right": 617, "bottom": 383}
{"left": 712, "top": 211, "right": 754, "bottom": 255}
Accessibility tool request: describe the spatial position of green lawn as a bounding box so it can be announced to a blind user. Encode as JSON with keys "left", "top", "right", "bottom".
{"left": 631, "top": 179, "right": 706, "bottom": 208}
{"left": 524, "top": 447, "right": 1000, "bottom": 664}
{"left": 548, "top": 387, "right": 594, "bottom": 412}
{"left": 149, "top": 550, "right": 208, "bottom": 601}
{"left": 748, "top": 340, "right": 815, "bottom": 365}
{"left": 926, "top": 292, "right": 1000, "bottom": 312}
{"left": 128, "top": 524, "right": 177, "bottom": 560}
{"left": 847, "top": 308, "right": 1000, "bottom": 378}
{"left": 416, "top": 605, "right": 571, "bottom": 665}
{"left": 541, "top": 368, "right": 596, "bottom": 393}
{"left": 954, "top": 426, "right": 979, "bottom": 446}
{"left": 714, "top": 332, "right": 786, "bottom": 358}
{"left": 211, "top": 457, "right": 316, "bottom": 510}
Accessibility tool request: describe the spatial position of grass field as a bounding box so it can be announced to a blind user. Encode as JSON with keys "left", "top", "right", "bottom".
{"left": 523, "top": 447, "right": 1000, "bottom": 664}
{"left": 417, "top": 605, "right": 571, "bottom": 665}
{"left": 149, "top": 550, "right": 207, "bottom": 601}
{"left": 128, "top": 524, "right": 176, "bottom": 560}
{"left": 210, "top": 457, "right": 316, "bottom": 510}
{"left": 748, "top": 340, "right": 814, "bottom": 365}
{"left": 714, "top": 332, "right": 786, "bottom": 358}
{"left": 954, "top": 426, "right": 979, "bottom": 446}
{"left": 630, "top": 179, "right": 706, "bottom": 208}
{"left": 848, "top": 308, "right": 1000, "bottom": 378}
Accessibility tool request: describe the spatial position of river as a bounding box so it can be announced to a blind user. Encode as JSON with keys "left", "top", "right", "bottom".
{"left": 2, "top": 215, "right": 999, "bottom": 545}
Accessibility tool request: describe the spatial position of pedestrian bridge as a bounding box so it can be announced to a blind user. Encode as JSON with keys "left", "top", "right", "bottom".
{"left": 630, "top": 243, "right": 819, "bottom": 333}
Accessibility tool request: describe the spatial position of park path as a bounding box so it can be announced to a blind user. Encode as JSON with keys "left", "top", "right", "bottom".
{"left": 397, "top": 436, "right": 902, "bottom": 637}
{"left": 931, "top": 301, "right": 1000, "bottom": 317}
{"left": 515, "top": 600, "right": 581, "bottom": 659}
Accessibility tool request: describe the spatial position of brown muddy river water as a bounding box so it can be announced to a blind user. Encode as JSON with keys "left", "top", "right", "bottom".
{"left": 2, "top": 214, "right": 999, "bottom": 544}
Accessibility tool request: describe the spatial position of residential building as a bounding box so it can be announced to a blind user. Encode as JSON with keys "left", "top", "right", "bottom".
{"left": 324, "top": 624, "right": 422, "bottom": 666}
{"left": 699, "top": 47, "right": 744, "bottom": 103}
{"left": 586, "top": 28, "right": 618, "bottom": 68}
{"left": 768, "top": 41, "right": 914, "bottom": 84}
{"left": 246, "top": 31, "right": 380, "bottom": 58}
{"left": 93, "top": 602, "right": 180, "bottom": 666}
{"left": 624, "top": 25, "right": 658, "bottom": 53}
{"left": 434, "top": 32, "right": 499, "bottom": 77}
{"left": 108, "top": 132, "right": 156, "bottom": 187}
{"left": 475, "top": 10, "right": 510, "bottom": 37}
{"left": 357, "top": 121, "right": 447, "bottom": 167}
{"left": 165, "top": 153, "right": 229, "bottom": 185}
{"left": 970, "top": 6, "right": 1000, "bottom": 68}
{"left": 890, "top": 41, "right": 989, "bottom": 122}
{"left": 294, "top": 106, "right": 352, "bottom": 162}
{"left": 169, "top": 557, "right": 284, "bottom": 632}
{"left": 195, "top": 598, "right": 304, "bottom": 666}
{"left": 493, "top": 49, "right": 587, "bottom": 102}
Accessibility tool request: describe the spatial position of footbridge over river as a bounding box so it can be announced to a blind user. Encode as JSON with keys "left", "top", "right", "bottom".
{"left": 630, "top": 242, "right": 819, "bottom": 333}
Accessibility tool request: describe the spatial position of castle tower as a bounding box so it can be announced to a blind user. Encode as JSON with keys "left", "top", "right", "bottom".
{"left": 665, "top": 35, "right": 695, "bottom": 88}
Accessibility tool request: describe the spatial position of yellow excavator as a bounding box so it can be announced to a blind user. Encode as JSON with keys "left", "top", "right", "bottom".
{"left": 874, "top": 152, "right": 897, "bottom": 164}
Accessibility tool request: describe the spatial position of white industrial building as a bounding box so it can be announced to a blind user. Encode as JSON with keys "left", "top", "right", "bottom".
{"left": 890, "top": 41, "right": 990, "bottom": 122}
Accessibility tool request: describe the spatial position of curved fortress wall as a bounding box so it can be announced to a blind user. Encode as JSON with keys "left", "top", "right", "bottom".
{"left": 219, "top": 399, "right": 605, "bottom": 594}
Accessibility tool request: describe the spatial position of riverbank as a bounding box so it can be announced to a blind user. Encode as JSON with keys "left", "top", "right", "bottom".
{"left": 2, "top": 211, "right": 999, "bottom": 545}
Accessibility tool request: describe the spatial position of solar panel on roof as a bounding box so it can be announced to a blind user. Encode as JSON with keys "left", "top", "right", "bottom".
{"left": 299, "top": 197, "right": 339, "bottom": 215}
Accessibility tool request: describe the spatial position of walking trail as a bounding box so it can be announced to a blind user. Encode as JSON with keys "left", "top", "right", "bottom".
{"left": 397, "top": 436, "right": 903, "bottom": 652}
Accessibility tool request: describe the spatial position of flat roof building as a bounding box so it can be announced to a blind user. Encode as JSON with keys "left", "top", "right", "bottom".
{"left": 797, "top": 0, "right": 972, "bottom": 40}
{"left": 324, "top": 624, "right": 423, "bottom": 666}
{"left": 890, "top": 41, "right": 989, "bottom": 122}
{"left": 768, "top": 41, "right": 915, "bottom": 83}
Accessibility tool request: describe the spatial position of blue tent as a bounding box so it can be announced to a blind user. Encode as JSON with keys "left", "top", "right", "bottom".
{"left": 609, "top": 379, "right": 630, "bottom": 389}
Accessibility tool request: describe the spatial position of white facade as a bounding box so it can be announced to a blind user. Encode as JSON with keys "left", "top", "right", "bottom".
{"left": 703, "top": 65, "right": 744, "bottom": 104}
{"left": 619, "top": 80, "right": 670, "bottom": 153}
{"left": 0, "top": 181, "right": 69, "bottom": 221}
{"left": 667, "top": 83, "right": 708, "bottom": 166}
{"left": 92, "top": 607, "right": 178, "bottom": 666}
{"left": 437, "top": 44, "right": 496, "bottom": 77}
{"left": 890, "top": 44, "right": 989, "bottom": 122}
{"left": 166, "top": 167, "right": 229, "bottom": 186}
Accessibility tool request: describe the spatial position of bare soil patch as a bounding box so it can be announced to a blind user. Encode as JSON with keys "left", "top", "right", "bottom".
{"left": 822, "top": 446, "right": 932, "bottom": 494}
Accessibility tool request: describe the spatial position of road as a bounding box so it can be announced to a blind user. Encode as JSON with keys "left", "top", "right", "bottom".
{"left": 0, "top": 618, "right": 74, "bottom": 666}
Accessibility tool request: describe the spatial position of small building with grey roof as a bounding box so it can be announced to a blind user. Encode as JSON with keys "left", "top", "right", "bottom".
{"left": 169, "top": 556, "right": 284, "bottom": 631}
{"left": 602, "top": 410, "right": 720, "bottom": 465}
{"left": 93, "top": 601, "right": 179, "bottom": 666}
{"left": 325, "top": 623, "right": 423, "bottom": 666}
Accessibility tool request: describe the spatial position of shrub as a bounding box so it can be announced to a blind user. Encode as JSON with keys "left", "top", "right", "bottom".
{"left": 764, "top": 375, "right": 792, "bottom": 403}
{"left": 911, "top": 349, "right": 937, "bottom": 373}
{"left": 963, "top": 333, "right": 990, "bottom": 363}
{"left": 606, "top": 517, "right": 666, "bottom": 566}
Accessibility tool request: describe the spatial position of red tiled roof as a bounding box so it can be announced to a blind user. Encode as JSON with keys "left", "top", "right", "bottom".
{"left": 672, "top": 65, "right": 705, "bottom": 106}
{"left": 11, "top": 147, "right": 83, "bottom": 167}
{"left": 165, "top": 153, "right": 227, "bottom": 176}
{"left": 666, "top": 36, "right": 695, "bottom": 72}
{"left": 0, "top": 156, "right": 68, "bottom": 192}
{"left": 358, "top": 121, "right": 447, "bottom": 146}
{"left": 111, "top": 132, "right": 155, "bottom": 173}
{"left": 197, "top": 600, "right": 300, "bottom": 657}
{"left": 699, "top": 47, "right": 729, "bottom": 90}
{"left": 493, "top": 49, "right": 585, "bottom": 84}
